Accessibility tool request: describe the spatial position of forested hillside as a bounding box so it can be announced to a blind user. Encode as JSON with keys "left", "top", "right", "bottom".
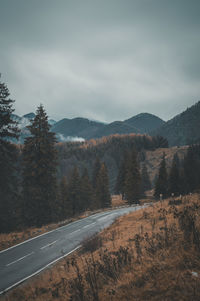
{"left": 153, "top": 101, "right": 200, "bottom": 146}
{"left": 56, "top": 134, "right": 168, "bottom": 192}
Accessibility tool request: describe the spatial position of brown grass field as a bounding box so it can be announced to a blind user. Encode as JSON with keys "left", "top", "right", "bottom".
{"left": 1, "top": 193, "right": 200, "bottom": 300}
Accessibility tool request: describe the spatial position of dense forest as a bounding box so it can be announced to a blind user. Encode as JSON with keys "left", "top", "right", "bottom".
{"left": 1, "top": 77, "right": 200, "bottom": 234}
{"left": 154, "top": 145, "right": 200, "bottom": 199}
{"left": 56, "top": 133, "right": 168, "bottom": 192}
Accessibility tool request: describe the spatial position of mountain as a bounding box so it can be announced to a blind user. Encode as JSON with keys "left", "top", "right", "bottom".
{"left": 92, "top": 121, "right": 140, "bottom": 138}
{"left": 51, "top": 113, "right": 164, "bottom": 140}
{"left": 23, "top": 112, "right": 35, "bottom": 120}
{"left": 124, "top": 113, "right": 165, "bottom": 133}
{"left": 51, "top": 117, "right": 104, "bottom": 140}
{"left": 153, "top": 101, "right": 200, "bottom": 146}
{"left": 10, "top": 111, "right": 167, "bottom": 143}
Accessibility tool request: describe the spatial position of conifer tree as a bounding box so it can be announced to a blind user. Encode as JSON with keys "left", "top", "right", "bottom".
{"left": 80, "top": 168, "right": 94, "bottom": 210}
{"left": 59, "top": 176, "right": 72, "bottom": 220}
{"left": 0, "top": 77, "right": 20, "bottom": 232}
{"left": 96, "top": 163, "right": 111, "bottom": 208}
{"left": 168, "top": 154, "right": 180, "bottom": 196}
{"left": 22, "top": 105, "right": 58, "bottom": 227}
{"left": 154, "top": 153, "right": 168, "bottom": 199}
{"left": 141, "top": 163, "right": 151, "bottom": 196}
{"left": 115, "top": 151, "right": 129, "bottom": 199}
{"left": 124, "top": 149, "right": 141, "bottom": 204}
{"left": 67, "top": 167, "right": 81, "bottom": 215}
{"left": 183, "top": 145, "right": 200, "bottom": 193}
{"left": 92, "top": 156, "right": 101, "bottom": 189}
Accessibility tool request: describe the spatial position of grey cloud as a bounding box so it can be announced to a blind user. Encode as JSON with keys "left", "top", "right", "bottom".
{"left": 0, "top": 0, "right": 200, "bottom": 122}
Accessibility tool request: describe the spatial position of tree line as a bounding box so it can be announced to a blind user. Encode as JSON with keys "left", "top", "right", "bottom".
{"left": 0, "top": 77, "right": 178, "bottom": 234}
{"left": 154, "top": 146, "right": 200, "bottom": 199}
{"left": 115, "top": 149, "right": 151, "bottom": 204}
{"left": 0, "top": 78, "right": 111, "bottom": 233}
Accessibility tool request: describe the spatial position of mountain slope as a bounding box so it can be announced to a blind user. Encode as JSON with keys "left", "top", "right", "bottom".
{"left": 51, "top": 117, "right": 104, "bottom": 139}
{"left": 153, "top": 101, "right": 200, "bottom": 146}
{"left": 51, "top": 113, "right": 164, "bottom": 140}
{"left": 92, "top": 121, "right": 140, "bottom": 138}
{"left": 124, "top": 113, "right": 165, "bottom": 133}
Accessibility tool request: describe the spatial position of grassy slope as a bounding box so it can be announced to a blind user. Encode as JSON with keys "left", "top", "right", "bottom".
{"left": 2, "top": 194, "right": 200, "bottom": 300}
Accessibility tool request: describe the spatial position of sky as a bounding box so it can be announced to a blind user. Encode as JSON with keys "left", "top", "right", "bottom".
{"left": 0, "top": 0, "right": 200, "bottom": 123}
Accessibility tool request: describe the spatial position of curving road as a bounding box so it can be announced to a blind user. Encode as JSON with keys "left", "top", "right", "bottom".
{"left": 0, "top": 205, "right": 146, "bottom": 295}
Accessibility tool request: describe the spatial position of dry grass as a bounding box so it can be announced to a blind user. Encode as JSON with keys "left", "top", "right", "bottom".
{"left": 2, "top": 193, "right": 200, "bottom": 300}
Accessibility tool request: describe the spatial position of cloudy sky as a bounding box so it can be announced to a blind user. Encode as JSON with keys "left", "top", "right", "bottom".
{"left": 0, "top": 0, "right": 199, "bottom": 122}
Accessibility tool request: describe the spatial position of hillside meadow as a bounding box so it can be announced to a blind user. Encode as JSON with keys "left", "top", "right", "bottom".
{"left": 2, "top": 193, "right": 200, "bottom": 300}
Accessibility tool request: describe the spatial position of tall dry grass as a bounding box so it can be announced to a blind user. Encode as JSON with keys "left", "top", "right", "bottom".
{"left": 2, "top": 194, "right": 200, "bottom": 300}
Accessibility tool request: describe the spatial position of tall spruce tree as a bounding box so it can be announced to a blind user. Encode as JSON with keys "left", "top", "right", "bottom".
{"left": 115, "top": 151, "right": 129, "bottom": 199}
{"left": 154, "top": 153, "right": 168, "bottom": 199}
{"left": 183, "top": 145, "right": 200, "bottom": 193}
{"left": 141, "top": 163, "right": 151, "bottom": 196}
{"left": 0, "top": 77, "right": 20, "bottom": 233}
{"left": 59, "top": 176, "right": 72, "bottom": 220}
{"left": 67, "top": 167, "right": 81, "bottom": 215}
{"left": 22, "top": 105, "right": 58, "bottom": 227}
{"left": 96, "top": 163, "right": 111, "bottom": 208}
{"left": 80, "top": 168, "right": 94, "bottom": 210}
{"left": 124, "top": 149, "right": 141, "bottom": 204}
{"left": 92, "top": 156, "right": 101, "bottom": 189}
{"left": 168, "top": 154, "right": 180, "bottom": 196}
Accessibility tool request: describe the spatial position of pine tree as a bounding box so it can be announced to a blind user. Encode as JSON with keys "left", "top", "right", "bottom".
{"left": 0, "top": 77, "right": 20, "bottom": 233}
{"left": 154, "top": 153, "right": 168, "bottom": 199}
{"left": 168, "top": 154, "right": 180, "bottom": 196}
{"left": 22, "top": 105, "right": 58, "bottom": 227}
{"left": 183, "top": 145, "right": 200, "bottom": 193}
{"left": 96, "top": 163, "right": 111, "bottom": 208}
{"left": 124, "top": 149, "right": 141, "bottom": 204}
{"left": 115, "top": 151, "right": 129, "bottom": 199}
{"left": 80, "top": 168, "right": 94, "bottom": 210}
{"left": 68, "top": 167, "right": 81, "bottom": 215}
{"left": 59, "top": 176, "right": 72, "bottom": 219}
{"left": 141, "top": 163, "right": 151, "bottom": 196}
{"left": 92, "top": 156, "right": 101, "bottom": 189}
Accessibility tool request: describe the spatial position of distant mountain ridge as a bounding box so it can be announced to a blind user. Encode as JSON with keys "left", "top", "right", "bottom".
{"left": 51, "top": 113, "right": 164, "bottom": 140}
{"left": 12, "top": 112, "right": 164, "bottom": 143}
{"left": 12, "top": 101, "right": 200, "bottom": 145}
{"left": 124, "top": 113, "right": 165, "bottom": 133}
{"left": 152, "top": 101, "right": 200, "bottom": 146}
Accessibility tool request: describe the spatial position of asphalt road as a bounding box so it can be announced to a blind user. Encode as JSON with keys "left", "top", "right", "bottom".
{"left": 0, "top": 205, "right": 146, "bottom": 295}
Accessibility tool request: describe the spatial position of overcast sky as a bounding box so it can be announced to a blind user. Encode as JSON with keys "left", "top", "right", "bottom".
{"left": 0, "top": 0, "right": 199, "bottom": 122}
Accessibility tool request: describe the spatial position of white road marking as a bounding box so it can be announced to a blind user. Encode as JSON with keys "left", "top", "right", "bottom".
{"left": 0, "top": 246, "right": 81, "bottom": 295}
{"left": 40, "top": 240, "right": 57, "bottom": 250}
{"left": 0, "top": 207, "right": 135, "bottom": 255}
{"left": 89, "top": 222, "right": 96, "bottom": 226}
{"left": 71, "top": 229, "right": 81, "bottom": 234}
{"left": 6, "top": 252, "right": 34, "bottom": 267}
{"left": 83, "top": 224, "right": 90, "bottom": 229}
{"left": 98, "top": 216, "right": 109, "bottom": 221}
